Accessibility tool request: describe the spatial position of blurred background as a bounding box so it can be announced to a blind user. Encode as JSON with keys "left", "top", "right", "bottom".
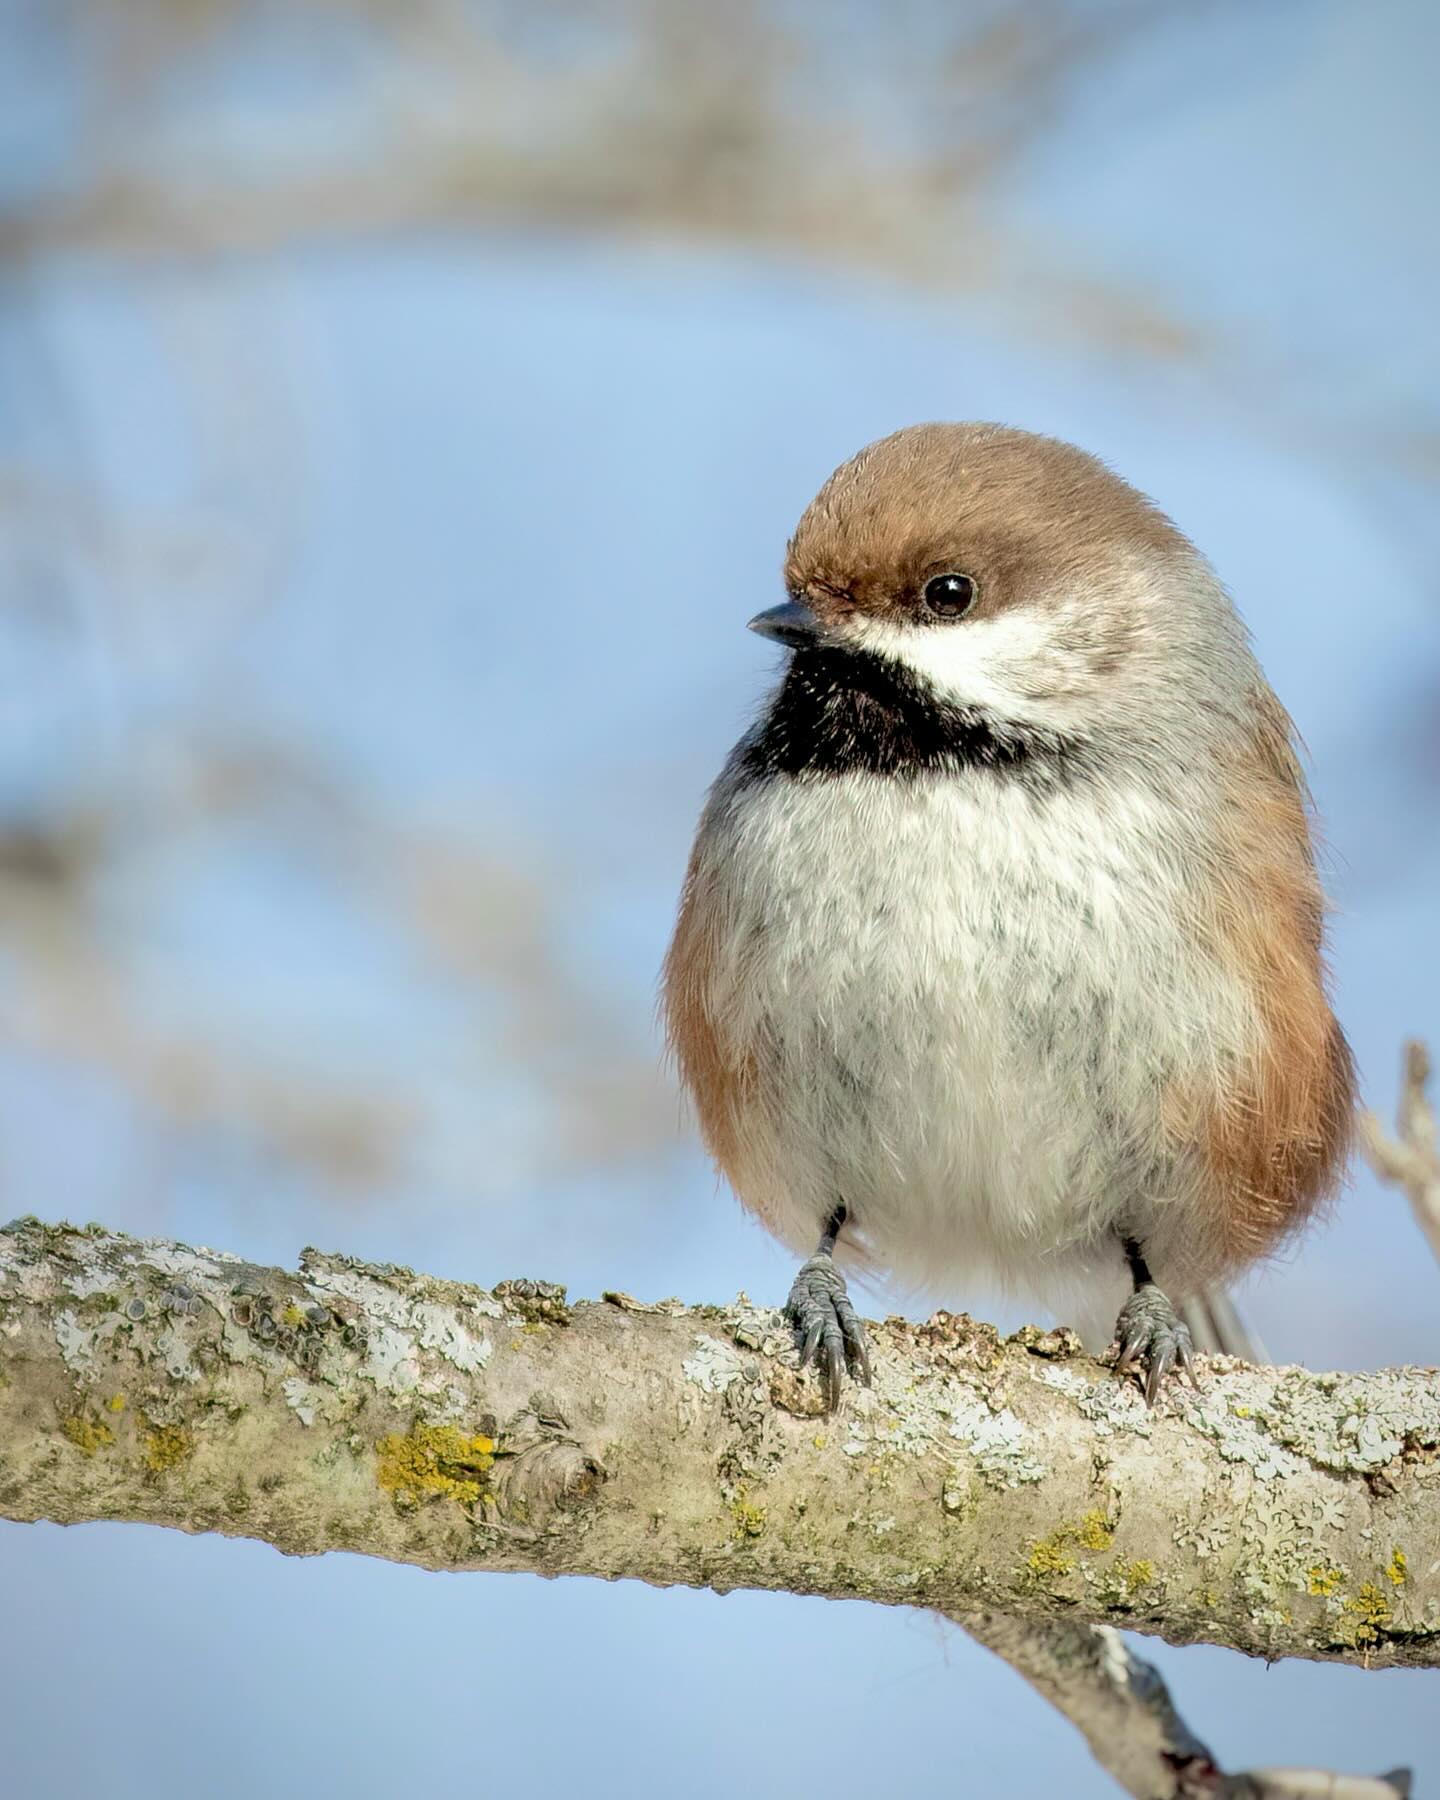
{"left": 1, "top": 1, "right": 1437, "bottom": 1793}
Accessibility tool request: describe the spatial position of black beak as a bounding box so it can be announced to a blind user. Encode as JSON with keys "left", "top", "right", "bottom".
{"left": 747, "top": 601, "right": 822, "bottom": 648}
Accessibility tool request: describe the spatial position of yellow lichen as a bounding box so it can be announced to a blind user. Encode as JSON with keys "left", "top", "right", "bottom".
{"left": 1387, "top": 1549, "right": 1408, "bottom": 1587}
{"left": 107, "top": 1393, "right": 126, "bottom": 1413}
{"left": 1307, "top": 1563, "right": 1344, "bottom": 1597}
{"left": 729, "top": 1491, "right": 767, "bottom": 1540}
{"left": 375, "top": 1423, "right": 497, "bottom": 1508}
{"left": 1027, "top": 1511, "right": 1113, "bottom": 1578}
{"left": 1096, "top": 1555, "right": 1159, "bottom": 1610}
{"left": 143, "top": 1425, "right": 194, "bottom": 1473}
{"left": 61, "top": 1416, "right": 115, "bottom": 1455}
{"left": 281, "top": 1305, "right": 306, "bottom": 1329}
{"left": 1344, "top": 1583, "right": 1392, "bottom": 1645}
{"left": 1027, "top": 1534, "right": 1076, "bottom": 1579}
{"left": 1076, "top": 1509, "right": 1115, "bottom": 1552}
{"left": 1232, "top": 1404, "right": 1253, "bottom": 1419}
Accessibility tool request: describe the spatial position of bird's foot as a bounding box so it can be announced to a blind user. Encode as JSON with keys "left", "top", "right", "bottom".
{"left": 785, "top": 1251, "right": 872, "bottom": 1412}
{"left": 1112, "top": 1283, "right": 1199, "bottom": 1406}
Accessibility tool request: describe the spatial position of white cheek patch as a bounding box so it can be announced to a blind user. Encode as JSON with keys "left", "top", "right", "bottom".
{"left": 845, "top": 611, "right": 1088, "bottom": 731}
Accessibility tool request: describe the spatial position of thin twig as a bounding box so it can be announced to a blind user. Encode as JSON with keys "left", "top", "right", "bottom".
{"left": 1362, "top": 1040, "right": 1440, "bottom": 1267}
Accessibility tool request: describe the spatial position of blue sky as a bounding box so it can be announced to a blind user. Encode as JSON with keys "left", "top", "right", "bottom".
{"left": 1, "top": 3, "right": 1437, "bottom": 1793}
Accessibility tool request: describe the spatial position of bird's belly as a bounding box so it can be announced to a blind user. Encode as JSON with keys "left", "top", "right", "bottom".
{"left": 703, "top": 770, "right": 1254, "bottom": 1306}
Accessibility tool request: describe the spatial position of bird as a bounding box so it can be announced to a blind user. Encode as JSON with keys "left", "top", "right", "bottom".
{"left": 663, "top": 422, "right": 1355, "bottom": 1409}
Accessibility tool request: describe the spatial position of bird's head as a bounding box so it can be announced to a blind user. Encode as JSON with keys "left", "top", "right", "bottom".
{"left": 752, "top": 422, "right": 1224, "bottom": 740}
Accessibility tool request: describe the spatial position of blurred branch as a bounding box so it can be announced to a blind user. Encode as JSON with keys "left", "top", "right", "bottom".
{"left": 1363, "top": 1041, "right": 1440, "bottom": 1268}
{"left": 0, "top": 739, "right": 674, "bottom": 1197}
{"left": 3, "top": 1, "right": 1206, "bottom": 354}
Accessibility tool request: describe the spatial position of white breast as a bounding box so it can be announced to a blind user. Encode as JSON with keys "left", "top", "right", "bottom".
{"left": 696, "top": 766, "right": 1258, "bottom": 1326}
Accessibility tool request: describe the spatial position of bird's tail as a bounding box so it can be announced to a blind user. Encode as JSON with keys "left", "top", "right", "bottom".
{"left": 1179, "top": 1287, "right": 1267, "bottom": 1364}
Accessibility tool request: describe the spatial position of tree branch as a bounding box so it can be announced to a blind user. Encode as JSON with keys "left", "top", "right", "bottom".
{"left": 955, "top": 1609, "right": 1410, "bottom": 1799}
{"left": 2, "top": 1218, "right": 1437, "bottom": 1686}
{"left": 957, "top": 1606, "right": 1225, "bottom": 1796}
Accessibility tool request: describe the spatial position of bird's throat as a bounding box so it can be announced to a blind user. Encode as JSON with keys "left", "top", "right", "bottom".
{"left": 739, "top": 645, "right": 1078, "bottom": 784}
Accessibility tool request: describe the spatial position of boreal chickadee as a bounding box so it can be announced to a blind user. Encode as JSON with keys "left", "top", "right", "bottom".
{"left": 664, "top": 422, "right": 1353, "bottom": 1408}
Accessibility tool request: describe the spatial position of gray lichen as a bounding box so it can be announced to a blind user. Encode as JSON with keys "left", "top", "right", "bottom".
{"left": 948, "top": 1403, "right": 1048, "bottom": 1488}
{"left": 682, "top": 1334, "right": 751, "bottom": 1393}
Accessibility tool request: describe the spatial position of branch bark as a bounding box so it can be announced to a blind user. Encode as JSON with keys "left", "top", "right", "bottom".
{"left": 3, "top": 1218, "right": 1436, "bottom": 1679}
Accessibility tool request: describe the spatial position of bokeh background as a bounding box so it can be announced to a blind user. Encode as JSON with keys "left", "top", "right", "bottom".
{"left": 2, "top": 2, "right": 1438, "bottom": 1793}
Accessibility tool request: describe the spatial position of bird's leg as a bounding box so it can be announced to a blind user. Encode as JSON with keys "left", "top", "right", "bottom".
{"left": 784, "top": 1203, "right": 872, "bottom": 1411}
{"left": 1112, "top": 1235, "right": 1199, "bottom": 1406}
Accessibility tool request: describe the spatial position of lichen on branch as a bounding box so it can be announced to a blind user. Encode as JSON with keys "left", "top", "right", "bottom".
{"left": 1, "top": 1218, "right": 1437, "bottom": 1670}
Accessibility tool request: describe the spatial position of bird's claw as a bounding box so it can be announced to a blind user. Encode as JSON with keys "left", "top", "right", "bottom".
{"left": 1113, "top": 1284, "right": 1200, "bottom": 1406}
{"left": 785, "top": 1251, "right": 871, "bottom": 1411}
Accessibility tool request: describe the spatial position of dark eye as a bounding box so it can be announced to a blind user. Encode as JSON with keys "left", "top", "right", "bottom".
{"left": 922, "top": 572, "right": 977, "bottom": 619}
